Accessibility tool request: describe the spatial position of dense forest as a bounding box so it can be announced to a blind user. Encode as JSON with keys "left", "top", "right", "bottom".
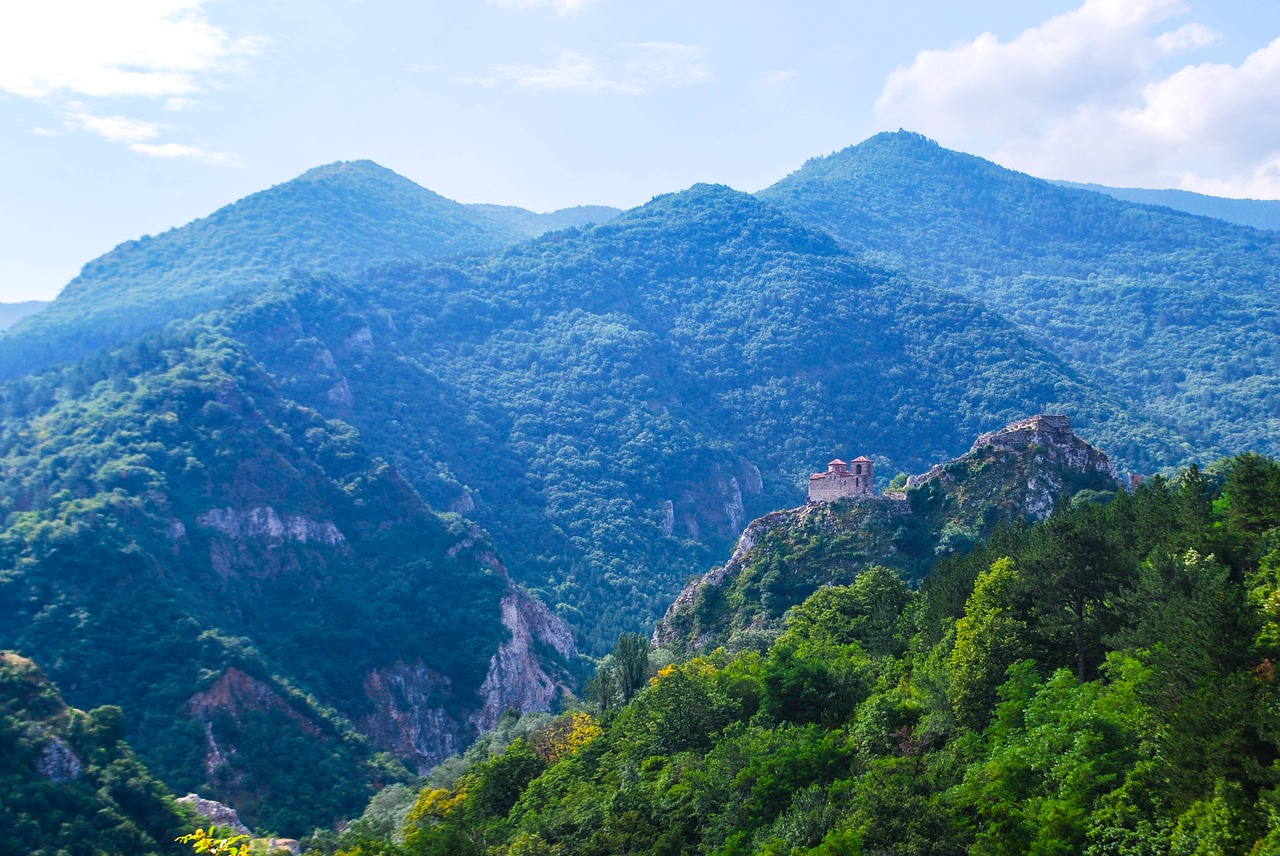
{"left": 1, "top": 652, "right": 192, "bottom": 855}
{"left": 0, "top": 328, "right": 560, "bottom": 833}
{"left": 759, "top": 131, "right": 1280, "bottom": 459}
{"left": 0, "top": 160, "right": 618, "bottom": 381}
{"left": 309, "top": 452, "right": 1280, "bottom": 855}
{"left": 4, "top": 130, "right": 1280, "bottom": 851}
{"left": 221, "top": 184, "right": 1194, "bottom": 654}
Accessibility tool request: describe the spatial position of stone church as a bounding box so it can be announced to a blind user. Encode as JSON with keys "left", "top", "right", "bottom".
{"left": 808, "top": 456, "right": 875, "bottom": 503}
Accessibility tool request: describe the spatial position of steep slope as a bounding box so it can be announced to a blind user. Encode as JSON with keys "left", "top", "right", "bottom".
{"left": 655, "top": 414, "right": 1120, "bottom": 652}
{"left": 759, "top": 131, "right": 1280, "bottom": 457}
{"left": 216, "top": 185, "right": 1194, "bottom": 653}
{"left": 0, "top": 328, "right": 576, "bottom": 835}
{"left": 0, "top": 652, "right": 192, "bottom": 855}
{"left": 0, "top": 161, "right": 618, "bottom": 380}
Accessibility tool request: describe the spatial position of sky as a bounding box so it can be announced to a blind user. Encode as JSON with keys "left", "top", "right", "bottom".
{"left": 2, "top": 0, "right": 1279, "bottom": 302}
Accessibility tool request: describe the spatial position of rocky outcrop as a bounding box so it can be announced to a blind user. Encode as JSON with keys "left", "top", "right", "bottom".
{"left": 358, "top": 663, "right": 469, "bottom": 774}
{"left": 186, "top": 668, "right": 325, "bottom": 780}
{"left": 360, "top": 537, "right": 578, "bottom": 773}
{"left": 469, "top": 587, "right": 577, "bottom": 734}
{"left": 907, "top": 414, "right": 1118, "bottom": 521}
{"left": 175, "top": 793, "right": 252, "bottom": 837}
{"left": 35, "top": 735, "right": 83, "bottom": 783}
{"left": 197, "top": 507, "right": 345, "bottom": 546}
{"left": 655, "top": 415, "right": 1121, "bottom": 652}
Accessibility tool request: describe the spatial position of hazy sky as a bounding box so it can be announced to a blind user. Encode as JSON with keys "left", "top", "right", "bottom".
{"left": 2, "top": 0, "right": 1279, "bottom": 301}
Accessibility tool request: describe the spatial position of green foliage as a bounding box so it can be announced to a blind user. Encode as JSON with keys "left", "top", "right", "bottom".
{"left": 309, "top": 454, "right": 1280, "bottom": 855}
{"left": 0, "top": 162, "right": 617, "bottom": 381}
{"left": 0, "top": 652, "right": 193, "bottom": 855}
{"left": 0, "top": 330, "right": 505, "bottom": 834}
{"left": 760, "top": 130, "right": 1280, "bottom": 461}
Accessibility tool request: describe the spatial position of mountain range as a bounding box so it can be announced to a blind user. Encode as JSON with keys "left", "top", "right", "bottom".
{"left": 2, "top": 130, "right": 1278, "bottom": 837}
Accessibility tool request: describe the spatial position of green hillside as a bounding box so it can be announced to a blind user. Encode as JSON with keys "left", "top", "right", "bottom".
{"left": 218, "top": 184, "right": 1195, "bottom": 653}
{"left": 759, "top": 131, "right": 1280, "bottom": 458}
{"left": 316, "top": 452, "right": 1280, "bottom": 856}
{"left": 0, "top": 161, "right": 618, "bottom": 381}
{"left": 0, "top": 325, "right": 577, "bottom": 835}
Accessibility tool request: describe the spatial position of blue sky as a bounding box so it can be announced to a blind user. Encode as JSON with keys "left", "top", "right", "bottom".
{"left": 2, "top": 0, "right": 1279, "bottom": 301}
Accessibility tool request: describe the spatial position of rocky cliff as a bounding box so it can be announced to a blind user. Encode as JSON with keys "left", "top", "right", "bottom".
{"left": 655, "top": 415, "right": 1121, "bottom": 652}
{"left": 357, "top": 539, "right": 576, "bottom": 774}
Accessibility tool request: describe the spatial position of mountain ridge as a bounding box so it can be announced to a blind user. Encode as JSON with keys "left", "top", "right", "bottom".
{"left": 758, "top": 130, "right": 1280, "bottom": 458}
{"left": 654, "top": 413, "right": 1121, "bottom": 652}
{"left": 0, "top": 160, "right": 619, "bottom": 381}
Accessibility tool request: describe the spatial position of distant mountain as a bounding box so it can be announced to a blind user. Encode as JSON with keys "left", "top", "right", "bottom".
{"left": 1056, "top": 181, "right": 1280, "bottom": 231}
{"left": 656, "top": 414, "right": 1119, "bottom": 652}
{"left": 0, "top": 161, "right": 619, "bottom": 380}
{"left": 0, "top": 300, "right": 47, "bottom": 331}
{"left": 219, "top": 183, "right": 1194, "bottom": 654}
{"left": 759, "top": 131, "right": 1280, "bottom": 459}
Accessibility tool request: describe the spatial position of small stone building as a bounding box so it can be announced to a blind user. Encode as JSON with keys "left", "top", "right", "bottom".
{"left": 808, "top": 456, "right": 874, "bottom": 503}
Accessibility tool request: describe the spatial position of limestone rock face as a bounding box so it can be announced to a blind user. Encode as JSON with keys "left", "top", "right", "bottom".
{"left": 358, "top": 544, "right": 577, "bottom": 774}
{"left": 175, "top": 793, "right": 252, "bottom": 837}
{"left": 197, "top": 507, "right": 345, "bottom": 546}
{"left": 35, "top": 736, "right": 82, "bottom": 783}
{"left": 358, "top": 663, "right": 468, "bottom": 775}
{"left": 469, "top": 587, "right": 577, "bottom": 734}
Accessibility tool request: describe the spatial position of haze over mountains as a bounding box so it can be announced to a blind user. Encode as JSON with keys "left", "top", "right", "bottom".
{"left": 1056, "top": 181, "right": 1280, "bottom": 232}
{"left": 0, "top": 300, "right": 48, "bottom": 331}
{"left": 2, "top": 130, "right": 1278, "bottom": 837}
{"left": 0, "top": 160, "right": 619, "bottom": 381}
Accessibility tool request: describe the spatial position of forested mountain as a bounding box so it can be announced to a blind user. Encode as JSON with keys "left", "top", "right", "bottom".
{"left": 321, "top": 452, "right": 1280, "bottom": 856}
{"left": 759, "top": 131, "right": 1280, "bottom": 459}
{"left": 0, "top": 300, "right": 48, "bottom": 331}
{"left": 214, "top": 184, "right": 1194, "bottom": 655}
{"left": 7, "top": 132, "right": 1280, "bottom": 848}
{"left": 0, "top": 161, "right": 619, "bottom": 381}
{"left": 0, "top": 326, "right": 576, "bottom": 835}
{"left": 1058, "top": 181, "right": 1280, "bottom": 231}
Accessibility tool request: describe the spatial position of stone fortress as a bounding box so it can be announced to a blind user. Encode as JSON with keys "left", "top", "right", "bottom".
{"left": 808, "top": 456, "right": 875, "bottom": 503}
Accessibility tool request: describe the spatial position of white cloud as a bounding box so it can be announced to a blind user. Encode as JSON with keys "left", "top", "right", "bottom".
{"left": 66, "top": 112, "right": 162, "bottom": 144}
{"left": 129, "top": 142, "right": 232, "bottom": 164}
{"left": 489, "top": 0, "right": 592, "bottom": 15}
{"left": 1157, "top": 22, "right": 1221, "bottom": 53}
{"left": 0, "top": 1, "right": 262, "bottom": 99}
{"left": 480, "top": 42, "right": 711, "bottom": 94}
{"left": 0, "top": 2, "right": 258, "bottom": 166}
{"left": 875, "top": 0, "right": 1280, "bottom": 198}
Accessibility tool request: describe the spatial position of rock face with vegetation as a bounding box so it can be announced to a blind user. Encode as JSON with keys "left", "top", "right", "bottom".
{"left": 346, "top": 453, "right": 1280, "bottom": 856}
{"left": 0, "top": 331, "right": 576, "bottom": 835}
{"left": 0, "top": 652, "right": 192, "bottom": 855}
{"left": 656, "top": 414, "right": 1120, "bottom": 653}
